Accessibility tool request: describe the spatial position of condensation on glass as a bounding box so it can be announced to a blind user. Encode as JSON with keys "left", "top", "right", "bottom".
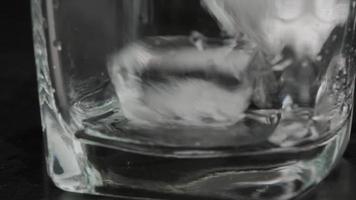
{"left": 32, "top": 0, "right": 356, "bottom": 199}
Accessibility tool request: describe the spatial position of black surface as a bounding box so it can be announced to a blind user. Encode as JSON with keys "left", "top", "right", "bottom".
{"left": 1, "top": 1, "right": 356, "bottom": 200}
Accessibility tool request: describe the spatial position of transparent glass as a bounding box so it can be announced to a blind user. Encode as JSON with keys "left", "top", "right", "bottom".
{"left": 32, "top": 0, "right": 356, "bottom": 199}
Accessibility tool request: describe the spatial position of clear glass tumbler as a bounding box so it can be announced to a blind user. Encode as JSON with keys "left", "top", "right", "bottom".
{"left": 32, "top": 0, "right": 356, "bottom": 199}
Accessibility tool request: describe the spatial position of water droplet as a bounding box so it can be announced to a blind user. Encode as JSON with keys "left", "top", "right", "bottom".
{"left": 195, "top": 142, "right": 201, "bottom": 146}
{"left": 53, "top": 40, "right": 62, "bottom": 51}
{"left": 53, "top": 0, "right": 60, "bottom": 9}
{"left": 41, "top": 17, "right": 48, "bottom": 30}
{"left": 154, "top": 39, "right": 161, "bottom": 45}
{"left": 341, "top": 103, "right": 350, "bottom": 115}
{"left": 282, "top": 95, "right": 293, "bottom": 110}
{"left": 190, "top": 31, "right": 205, "bottom": 51}
{"left": 269, "top": 113, "right": 281, "bottom": 125}
{"left": 331, "top": 35, "right": 337, "bottom": 41}
{"left": 301, "top": 61, "right": 309, "bottom": 68}
{"left": 139, "top": 14, "right": 149, "bottom": 24}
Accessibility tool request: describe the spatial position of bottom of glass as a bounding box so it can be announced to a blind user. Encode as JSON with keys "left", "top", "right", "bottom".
{"left": 45, "top": 115, "right": 351, "bottom": 200}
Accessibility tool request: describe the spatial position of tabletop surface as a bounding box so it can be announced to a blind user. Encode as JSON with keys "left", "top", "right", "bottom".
{"left": 1, "top": 1, "right": 356, "bottom": 200}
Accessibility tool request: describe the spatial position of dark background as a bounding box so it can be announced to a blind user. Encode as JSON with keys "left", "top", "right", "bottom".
{"left": 0, "top": 1, "right": 356, "bottom": 200}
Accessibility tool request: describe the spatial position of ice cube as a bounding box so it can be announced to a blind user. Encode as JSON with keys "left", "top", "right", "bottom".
{"left": 268, "top": 100, "right": 319, "bottom": 147}
{"left": 108, "top": 37, "right": 254, "bottom": 127}
{"left": 269, "top": 120, "right": 317, "bottom": 147}
{"left": 202, "top": 0, "right": 350, "bottom": 57}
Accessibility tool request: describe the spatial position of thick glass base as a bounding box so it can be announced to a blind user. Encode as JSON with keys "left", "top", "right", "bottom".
{"left": 44, "top": 106, "right": 351, "bottom": 200}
